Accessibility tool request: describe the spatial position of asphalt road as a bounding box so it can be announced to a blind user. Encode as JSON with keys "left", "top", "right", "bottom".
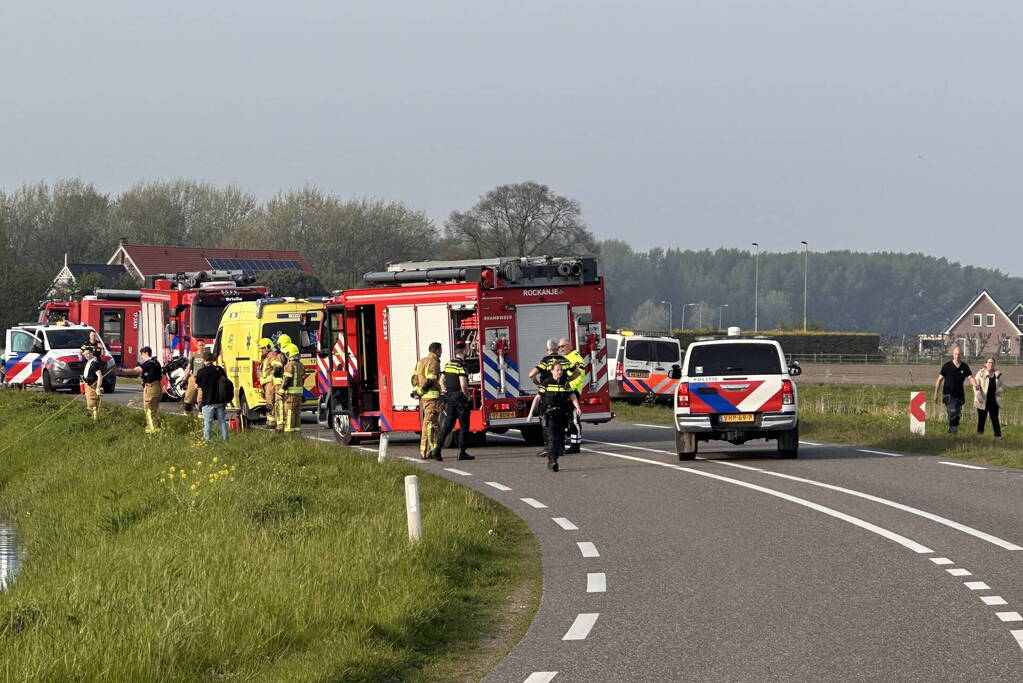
{"left": 103, "top": 385, "right": 1023, "bottom": 681}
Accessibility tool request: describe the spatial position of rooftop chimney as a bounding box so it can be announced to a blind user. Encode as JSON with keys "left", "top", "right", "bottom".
{"left": 119, "top": 236, "right": 128, "bottom": 246}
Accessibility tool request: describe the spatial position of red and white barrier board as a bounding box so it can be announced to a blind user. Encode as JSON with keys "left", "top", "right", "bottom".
{"left": 910, "top": 391, "right": 926, "bottom": 435}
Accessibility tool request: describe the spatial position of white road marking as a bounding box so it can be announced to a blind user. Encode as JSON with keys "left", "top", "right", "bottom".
{"left": 486, "top": 481, "right": 512, "bottom": 491}
{"left": 1011, "top": 630, "right": 1023, "bottom": 651}
{"left": 552, "top": 517, "right": 579, "bottom": 530}
{"left": 947, "top": 568, "right": 972, "bottom": 577}
{"left": 577, "top": 542, "right": 600, "bottom": 558}
{"left": 583, "top": 437, "right": 679, "bottom": 454}
{"left": 634, "top": 423, "right": 672, "bottom": 429}
{"left": 965, "top": 581, "right": 991, "bottom": 591}
{"left": 562, "top": 613, "right": 599, "bottom": 640}
{"left": 309, "top": 436, "right": 334, "bottom": 442}
{"left": 443, "top": 468, "right": 472, "bottom": 476}
{"left": 587, "top": 572, "right": 607, "bottom": 593}
{"left": 939, "top": 461, "right": 987, "bottom": 470}
{"left": 521, "top": 498, "right": 548, "bottom": 509}
{"left": 857, "top": 448, "right": 903, "bottom": 457}
{"left": 523, "top": 673, "right": 558, "bottom": 683}
{"left": 581, "top": 446, "right": 934, "bottom": 554}
{"left": 997, "top": 612, "right": 1023, "bottom": 622}
{"left": 931, "top": 557, "right": 954, "bottom": 565}
{"left": 799, "top": 440, "right": 823, "bottom": 445}
{"left": 982, "top": 596, "right": 1008, "bottom": 606}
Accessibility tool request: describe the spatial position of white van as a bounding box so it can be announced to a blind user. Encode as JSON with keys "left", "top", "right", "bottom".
{"left": 2, "top": 324, "right": 116, "bottom": 392}
{"left": 607, "top": 332, "right": 682, "bottom": 403}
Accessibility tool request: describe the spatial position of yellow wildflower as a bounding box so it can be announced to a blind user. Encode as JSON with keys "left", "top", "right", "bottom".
{"left": 169, "top": 466, "right": 176, "bottom": 473}
{"left": 196, "top": 461, "right": 202, "bottom": 468}
{"left": 190, "top": 484, "right": 197, "bottom": 491}
{"left": 230, "top": 465, "right": 236, "bottom": 472}
{"left": 212, "top": 457, "right": 218, "bottom": 463}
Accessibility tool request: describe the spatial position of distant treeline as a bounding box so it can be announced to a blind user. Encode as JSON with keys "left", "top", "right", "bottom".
{"left": 2, "top": 178, "right": 1017, "bottom": 337}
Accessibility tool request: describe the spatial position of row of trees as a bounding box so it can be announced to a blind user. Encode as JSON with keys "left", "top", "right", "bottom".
{"left": 3, "top": 177, "right": 1020, "bottom": 337}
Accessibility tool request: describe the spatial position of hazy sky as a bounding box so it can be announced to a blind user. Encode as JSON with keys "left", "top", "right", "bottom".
{"left": 3, "top": 1, "right": 1021, "bottom": 273}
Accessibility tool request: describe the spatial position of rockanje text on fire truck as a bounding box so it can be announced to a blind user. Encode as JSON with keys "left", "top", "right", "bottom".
{"left": 522, "top": 288, "right": 565, "bottom": 296}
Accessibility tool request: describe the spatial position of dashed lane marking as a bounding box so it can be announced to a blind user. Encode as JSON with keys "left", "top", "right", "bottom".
{"left": 931, "top": 557, "right": 954, "bottom": 565}
{"left": 799, "top": 440, "right": 823, "bottom": 445}
{"left": 965, "top": 581, "right": 991, "bottom": 591}
{"left": 486, "top": 481, "right": 513, "bottom": 491}
{"left": 982, "top": 596, "right": 1008, "bottom": 606}
{"left": 587, "top": 572, "right": 607, "bottom": 593}
{"left": 582, "top": 439, "right": 1023, "bottom": 551}
{"left": 443, "top": 468, "right": 472, "bottom": 476}
{"left": 1012, "top": 630, "right": 1023, "bottom": 651}
{"left": 521, "top": 498, "right": 548, "bottom": 509}
{"left": 562, "top": 613, "right": 599, "bottom": 641}
{"left": 552, "top": 517, "right": 579, "bottom": 530}
{"left": 939, "top": 461, "right": 988, "bottom": 470}
{"left": 947, "top": 568, "right": 972, "bottom": 576}
{"left": 580, "top": 445, "right": 934, "bottom": 554}
{"left": 997, "top": 612, "right": 1023, "bottom": 622}
{"left": 577, "top": 542, "right": 600, "bottom": 558}
{"left": 523, "top": 673, "right": 558, "bottom": 683}
{"left": 633, "top": 423, "right": 672, "bottom": 429}
{"left": 857, "top": 448, "right": 903, "bottom": 457}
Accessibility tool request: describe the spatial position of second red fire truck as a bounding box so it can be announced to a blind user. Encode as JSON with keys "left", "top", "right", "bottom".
{"left": 316, "top": 256, "right": 613, "bottom": 445}
{"left": 38, "top": 291, "right": 143, "bottom": 367}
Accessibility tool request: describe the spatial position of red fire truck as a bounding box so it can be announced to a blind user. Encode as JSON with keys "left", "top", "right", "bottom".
{"left": 38, "top": 291, "right": 143, "bottom": 368}
{"left": 315, "top": 256, "right": 612, "bottom": 445}
{"left": 139, "top": 271, "right": 267, "bottom": 398}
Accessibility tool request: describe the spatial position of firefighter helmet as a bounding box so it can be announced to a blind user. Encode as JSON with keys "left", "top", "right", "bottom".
{"left": 284, "top": 343, "right": 301, "bottom": 359}
{"left": 258, "top": 337, "right": 273, "bottom": 349}
{"left": 276, "top": 334, "right": 292, "bottom": 350}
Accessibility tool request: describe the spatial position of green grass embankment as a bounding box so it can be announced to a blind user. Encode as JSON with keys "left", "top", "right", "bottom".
{"left": 0, "top": 392, "right": 540, "bottom": 681}
{"left": 613, "top": 385, "right": 1023, "bottom": 469}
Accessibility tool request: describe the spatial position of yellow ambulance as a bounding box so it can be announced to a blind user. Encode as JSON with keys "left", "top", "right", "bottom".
{"left": 214, "top": 297, "right": 325, "bottom": 424}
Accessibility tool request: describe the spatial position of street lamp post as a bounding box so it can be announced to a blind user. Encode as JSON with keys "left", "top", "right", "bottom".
{"left": 718, "top": 304, "right": 729, "bottom": 330}
{"left": 660, "top": 300, "right": 673, "bottom": 333}
{"left": 681, "top": 302, "right": 696, "bottom": 330}
{"left": 801, "top": 240, "right": 808, "bottom": 332}
{"left": 752, "top": 242, "right": 760, "bottom": 332}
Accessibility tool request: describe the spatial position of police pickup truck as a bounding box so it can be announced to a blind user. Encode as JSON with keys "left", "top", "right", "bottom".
{"left": 672, "top": 329, "right": 801, "bottom": 459}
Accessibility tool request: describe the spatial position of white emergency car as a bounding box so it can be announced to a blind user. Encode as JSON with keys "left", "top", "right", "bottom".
{"left": 672, "top": 329, "right": 800, "bottom": 459}
{"left": 607, "top": 331, "right": 682, "bottom": 403}
{"left": 2, "top": 324, "right": 116, "bottom": 393}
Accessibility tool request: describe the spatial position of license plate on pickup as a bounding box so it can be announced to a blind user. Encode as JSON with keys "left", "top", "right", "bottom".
{"left": 491, "top": 411, "right": 517, "bottom": 420}
{"left": 720, "top": 413, "right": 754, "bottom": 423}
{"left": 626, "top": 370, "right": 650, "bottom": 378}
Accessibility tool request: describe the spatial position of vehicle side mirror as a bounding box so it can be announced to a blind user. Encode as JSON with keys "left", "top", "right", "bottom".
{"left": 668, "top": 365, "right": 682, "bottom": 380}
{"left": 32, "top": 343, "right": 45, "bottom": 355}
{"left": 788, "top": 361, "right": 802, "bottom": 377}
{"left": 166, "top": 320, "right": 178, "bottom": 336}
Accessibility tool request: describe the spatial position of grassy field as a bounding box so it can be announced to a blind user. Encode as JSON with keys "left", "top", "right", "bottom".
{"left": 614, "top": 385, "right": 1023, "bottom": 469}
{"left": 0, "top": 392, "right": 539, "bottom": 681}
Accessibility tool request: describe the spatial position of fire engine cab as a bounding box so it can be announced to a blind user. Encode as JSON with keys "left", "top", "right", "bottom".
{"left": 316, "top": 256, "right": 613, "bottom": 445}
{"left": 139, "top": 271, "right": 267, "bottom": 397}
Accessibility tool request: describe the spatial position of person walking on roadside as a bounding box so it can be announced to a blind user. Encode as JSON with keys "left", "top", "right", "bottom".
{"left": 527, "top": 362, "right": 581, "bottom": 473}
{"left": 560, "top": 338, "right": 586, "bottom": 453}
{"left": 182, "top": 338, "right": 205, "bottom": 417}
{"left": 79, "top": 345, "right": 103, "bottom": 420}
{"left": 934, "top": 345, "right": 977, "bottom": 434}
{"left": 195, "top": 351, "right": 229, "bottom": 442}
{"left": 430, "top": 341, "right": 475, "bottom": 462}
{"left": 528, "top": 339, "right": 581, "bottom": 457}
{"left": 974, "top": 356, "right": 1003, "bottom": 438}
{"left": 413, "top": 342, "right": 443, "bottom": 459}
{"left": 119, "top": 346, "right": 163, "bottom": 433}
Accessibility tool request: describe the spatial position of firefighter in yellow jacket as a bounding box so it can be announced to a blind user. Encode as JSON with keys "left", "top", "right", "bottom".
{"left": 257, "top": 338, "right": 283, "bottom": 429}
{"left": 413, "top": 342, "right": 443, "bottom": 459}
{"left": 281, "top": 342, "right": 305, "bottom": 433}
{"left": 79, "top": 345, "right": 104, "bottom": 420}
{"left": 272, "top": 334, "right": 292, "bottom": 432}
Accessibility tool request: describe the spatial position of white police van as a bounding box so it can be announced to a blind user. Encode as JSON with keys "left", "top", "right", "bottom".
{"left": 2, "top": 324, "right": 116, "bottom": 393}
{"left": 607, "top": 331, "right": 682, "bottom": 403}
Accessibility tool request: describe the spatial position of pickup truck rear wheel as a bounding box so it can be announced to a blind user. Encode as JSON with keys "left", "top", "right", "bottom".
{"left": 676, "top": 431, "right": 697, "bottom": 460}
{"left": 777, "top": 426, "right": 799, "bottom": 458}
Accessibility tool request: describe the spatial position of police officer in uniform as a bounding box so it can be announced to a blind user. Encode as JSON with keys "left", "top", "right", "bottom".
{"left": 80, "top": 345, "right": 104, "bottom": 420}
{"left": 257, "top": 338, "right": 282, "bottom": 429}
{"left": 529, "top": 362, "right": 581, "bottom": 473}
{"left": 430, "top": 341, "right": 475, "bottom": 462}
{"left": 281, "top": 342, "right": 305, "bottom": 433}
{"left": 527, "top": 338, "right": 581, "bottom": 457}
{"left": 560, "top": 338, "right": 586, "bottom": 453}
{"left": 120, "top": 346, "right": 163, "bottom": 432}
{"left": 273, "top": 334, "right": 293, "bottom": 431}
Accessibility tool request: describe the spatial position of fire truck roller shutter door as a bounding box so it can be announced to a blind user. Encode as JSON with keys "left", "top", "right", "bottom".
{"left": 388, "top": 305, "right": 419, "bottom": 410}
{"left": 515, "top": 303, "right": 569, "bottom": 395}
{"left": 141, "top": 300, "right": 165, "bottom": 361}
{"left": 415, "top": 304, "right": 449, "bottom": 359}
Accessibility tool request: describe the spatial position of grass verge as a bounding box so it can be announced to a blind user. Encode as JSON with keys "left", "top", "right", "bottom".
{"left": 612, "top": 385, "right": 1023, "bottom": 469}
{"left": 0, "top": 391, "right": 540, "bottom": 681}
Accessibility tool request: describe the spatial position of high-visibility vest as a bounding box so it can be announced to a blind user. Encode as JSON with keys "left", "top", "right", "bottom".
{"left": 565, "top": 350, "right": 586, "bottom": 393}
{"left": 282, "top": 359, "right": 304, "bottom": 395}
{"left": 415, "top": 356, "right": 441, "bottom": 400}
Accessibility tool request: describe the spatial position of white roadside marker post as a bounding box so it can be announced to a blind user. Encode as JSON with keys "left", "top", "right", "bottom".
{"left": 405, "top": 475, "right": 422, "bottom": 542}
{"left": 378, "top": 432, "right": 390, "bottom": 463}
{"left": 910, "top": 391, "right": 926, "bottom": 436}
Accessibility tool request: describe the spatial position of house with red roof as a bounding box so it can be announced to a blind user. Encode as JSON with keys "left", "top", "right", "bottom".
{"left": 106, "top": 238, "right": 318, "bottom": 284}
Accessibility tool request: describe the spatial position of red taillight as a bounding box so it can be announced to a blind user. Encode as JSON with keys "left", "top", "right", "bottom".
{"left": 493, "top": 401, "right": 512, "bottom": 411}
{"left": 782, "top": 379, "right": 794, "bottom": 405}
{"left": 615, "top": 365, "right": 624, "bottom": 382}
{"left": 252, "top": 361, "right": 261, "bottom": 388}
{"left": 583, "top": 397, "right": 602, "bottom": 405}
{"left": 676, "top": 382, "right": 689, "bottom": 408}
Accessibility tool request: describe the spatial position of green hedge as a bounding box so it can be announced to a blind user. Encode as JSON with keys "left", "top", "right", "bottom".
{"left": 667, "top": 330, "right": 881, "bottom": 355}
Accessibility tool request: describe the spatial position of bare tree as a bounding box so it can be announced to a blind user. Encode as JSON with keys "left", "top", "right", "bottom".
{"left": 444, "top": 182, "right": 597, "bottom": 258}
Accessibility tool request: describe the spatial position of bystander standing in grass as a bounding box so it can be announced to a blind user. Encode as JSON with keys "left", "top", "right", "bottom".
{"left": 973, "top": 357, "right": 1003, "bottom": 438}
{"left": 934, "top": 345, "right": 976, "bottom": 434}
{"left": 195, "top": 352, "right": 228, "bottom": 442}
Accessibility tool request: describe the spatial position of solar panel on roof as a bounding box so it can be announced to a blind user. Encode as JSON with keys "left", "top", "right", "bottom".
{"left": 208, "top": 257, "right": 303, "bottom": 275}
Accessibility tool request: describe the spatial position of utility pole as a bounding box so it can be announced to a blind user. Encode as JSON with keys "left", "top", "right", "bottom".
{"left": 718, "top": 304, "right": 729, "bottom": 330}
{"left": 681, "top": 302, "right": 696, "bottom": 330}
{"left": 752, "top": 242, "right": 760, "bottom": 332}
{"left": 660, "top": 300, "right": 673, "bottom": 333}
{"left": 801, "top": 240, "right": 808, "bottom": 332}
